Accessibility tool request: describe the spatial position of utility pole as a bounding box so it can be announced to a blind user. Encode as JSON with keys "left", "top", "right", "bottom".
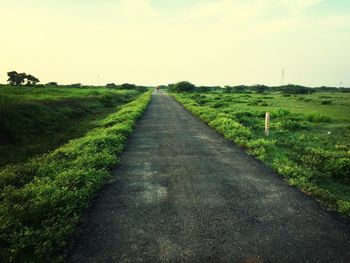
{"left": 265, "top": 112, "right": 270, "bottom": 136}
{"left": 339, "top": 81, "right": 342, "bottom": 93}
{"left": 281, "top": 68, "right": 285, "bottom": 86}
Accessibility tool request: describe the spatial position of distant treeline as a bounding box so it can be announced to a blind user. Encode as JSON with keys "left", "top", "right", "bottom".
{"left": 0, "top": 80, "right": 149, "bottom": 92}
{"left": 1, "top": 71, "right": 348, "bottom": 94}
{"left": 42, "top": 83, "right": 149, "bottom": 92}
{"left": 1, "top": 71, "right": 150, "bottom": 91}
{"left": 167, "top": 81, "right": 350, "bottom": 94}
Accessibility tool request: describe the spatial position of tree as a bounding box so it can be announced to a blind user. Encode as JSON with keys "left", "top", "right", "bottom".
{"left": 120, "top": 83, "right": 136, "bottom": 89}
{"left": 26, "top": 74, "right": 40, "bottom": 86}
{"left": 234, "top": 85, "right": 248, "bottom": 92}
{"left": 254, "top": 85, "right": 268, "bottom": 93}
{"left": 173, "top": 81, "right": 195, "bottom": 92}
{"left": 106, "top": 83, "right": 117, "bottom": 88}
{"left": 197, "top": 86, "right": 212, "bottom": 92}
{"left": 281, "top": 84, "right": 314, "bottom": 94}
{"left": 69, "top": 83, "right": 82, "bottom": 88}
{"left": 46, "top": 82, "right": 58, "bottom": 86}
{"left": 7, "top": 71, "right": 26, "bottom": 86}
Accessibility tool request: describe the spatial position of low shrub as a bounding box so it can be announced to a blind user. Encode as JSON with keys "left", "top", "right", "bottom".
{"left": 297, "top": 97, "right": 312, "bottom": 102}
{"left": 321, "top": 100, "right": 333, "bottom": 105}
{"left": 338, "top": 200, "right": 350, "bottom": 216}
{"left": 212, "top": 102, "right": 228, "bottom": 108}
{"left": 209, "top": 117, "right": 252, "bottom": 144}
{"left": 299, "top": 147, "right": 350, "bottom": 182}
{"left": 271, "top": 108, "right": 291, "bottom": 117}
{"left": 247, "top": 99, "right": 263, "bottom": 106}
{"left": 259, "top": 96, "right": 274, "bottom": 99}
{"left": 259, "top": 102, "right": 269, "bottom": 106}
{"left": 246, "top": 138, "right": 276, "bottom": 160}
{"left": 305, "top": 113, "right": 332, "bottom": 123}
{"left": 276, "top": 119, "right": 304, "bottom": 131}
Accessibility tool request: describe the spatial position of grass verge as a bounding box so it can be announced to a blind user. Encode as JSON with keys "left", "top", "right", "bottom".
{"left": 0, "top": 87, "right": 140, "bottom": 168}
{"left": 0, "top": 92, "right": 151, "bottom": 262}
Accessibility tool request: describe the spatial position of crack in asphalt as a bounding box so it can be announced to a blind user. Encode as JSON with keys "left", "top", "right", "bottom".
{"left": 69, "top": 91, "right": 350, "bottom": 263}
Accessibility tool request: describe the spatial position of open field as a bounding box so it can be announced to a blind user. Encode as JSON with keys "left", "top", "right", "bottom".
{"left": 172, "top": 91, "right": 350, "bottom": 216}
{"left": 0, "top": 86, "right": 141, "bottom": 168}
{"left": 0, "top": 86, "right": 122, "bottom": 102}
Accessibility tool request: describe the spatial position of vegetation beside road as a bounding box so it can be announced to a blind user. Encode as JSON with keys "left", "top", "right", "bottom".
{"left": 172, "top": 89, "right": 350, "bottom": 217}
{"left": 0, "top": 90, "right": 151, "bottom": 262}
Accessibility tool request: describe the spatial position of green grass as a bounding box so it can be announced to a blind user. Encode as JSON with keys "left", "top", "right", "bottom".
{"left": 0, "top": 86, "right": 118, "bottom": 102}
{"left": 172, "top": 91, "right": 350, "bottom": 217}
{"left": 0, "top": 86, "right": 141, "bottom": 168}
{"left": 0, "top": 91, "right": 151, "bottom": 262}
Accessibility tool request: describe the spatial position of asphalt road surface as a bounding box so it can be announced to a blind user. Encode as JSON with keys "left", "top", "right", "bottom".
{"left": 69, "top": 91, "right": 350, "bottom": 263}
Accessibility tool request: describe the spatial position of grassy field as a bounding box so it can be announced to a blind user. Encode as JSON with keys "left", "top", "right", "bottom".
{"left": 0, "top": 88, "right": 151, "bottom": 262}
{"left": 0, "top": 86, "right": 141, "bottom": 168}
{"left": 0, "top": 86, "right": 118, "bottom": 102}
{"left": 172, "top": 91, "right": 350, "bottom": 216}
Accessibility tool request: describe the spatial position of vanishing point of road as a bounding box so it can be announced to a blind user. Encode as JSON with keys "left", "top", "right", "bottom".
{"left": 69, "top": 91, "right": 350, "bottom": 263}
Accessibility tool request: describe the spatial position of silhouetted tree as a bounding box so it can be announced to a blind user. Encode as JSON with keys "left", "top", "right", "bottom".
{"left": 26, "top": 74, "right": 40, "bottom": 86}
{"left": 173, "top": 81, "right": 195, "bottom": 92}
{"left": 120, "top": 83, "right": 136, "bottom": 89}
{"left": 7, "top": 71, "right": 27, "bottom": 86}
{"left": 106, "top": 83, "right": 117, "bottom": 88}
{"left": 46, "top": 82, "right": 58, "bottom": 86}
{"left": 69, "top": 83, "right": 82, "bottom": 88}
{"left": 254, "top": 85, "right": 268, "bottom": 93}
{"left": 281, "top": 84, "right": 314, "bottom": 94}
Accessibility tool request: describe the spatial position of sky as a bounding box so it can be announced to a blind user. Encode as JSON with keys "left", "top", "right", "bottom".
{"left": 0, "top": 0, "right": 349, "bottom": 87}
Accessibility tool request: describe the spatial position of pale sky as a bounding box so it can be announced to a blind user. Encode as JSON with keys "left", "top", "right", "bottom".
{"left": 1, "top": 0, "right": 349, "bottom": 87}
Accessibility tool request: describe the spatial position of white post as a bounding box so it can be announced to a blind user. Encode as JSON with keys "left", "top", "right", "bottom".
{"left": 265, "top": 112, "right": 270, "bottom": 136}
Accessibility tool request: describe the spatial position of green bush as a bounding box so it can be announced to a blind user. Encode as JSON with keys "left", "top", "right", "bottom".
{"left": 299, "top": 147, "right": 350, "bottom": 182}
{"left": 321, "top": 100, "right": 333, "bottom": 105}
{"left": 305, "top": 113, "right": 332, "bottom": 123}
{"left": 246, "top": 138, "right": 276, "bottom": 160}
{"left": 247, "top": 99, "right": 263, "bottom": 106}
{"left": 281, "top": 84, "right": 314, "bottom": 94}
{"left": 212, "top": 102, "right": 228, "bottom": 108}
{"left": 209, "top": 117, "right": 252, "bottom": 144}
{"left": 271, "top": 108, "right": 291, "bottom": 117}
{"left": 277, "top": 119, "right": 304, "bottom": 131}
{"left": 338, "top": 200, "right": 350, "bottom": 215}
{"left": 172, "top": 81, "right": 195, "bottom": 93}
{"left": 0, "top": 92, "right": 151, "bottom": 262}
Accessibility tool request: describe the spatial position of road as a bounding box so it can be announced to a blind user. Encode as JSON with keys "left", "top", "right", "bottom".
{"left": 69, "top": 91, "right": 350, "bottom": 263}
